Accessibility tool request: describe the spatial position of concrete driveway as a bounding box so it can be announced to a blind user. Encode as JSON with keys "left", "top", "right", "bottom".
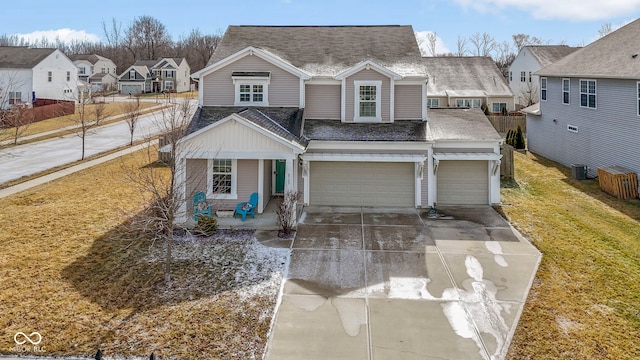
{"left": 265, "top": 206, "right": 541, "bottom": 360}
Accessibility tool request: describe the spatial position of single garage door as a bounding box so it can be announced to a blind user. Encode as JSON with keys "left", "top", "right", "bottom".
{"left": 310, "top": 162, "right": 414, "bottom": 207}
{"left": 120, "top": 84, "right": 143, "bottom": 94}
{"left": 437, "top": 160, "right": 488, "bottom": 205}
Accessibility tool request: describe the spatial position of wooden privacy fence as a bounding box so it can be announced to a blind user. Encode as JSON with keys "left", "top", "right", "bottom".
{"left": 597, "top": 166, "right": 639, "bottom": 200}
{"left": 488, "top": 115, "right": 526, "bottom": 133}
{"left": 500, "top": 145, "right": 514, "bottom": 180}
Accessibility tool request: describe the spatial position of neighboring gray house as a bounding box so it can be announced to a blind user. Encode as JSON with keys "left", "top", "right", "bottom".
{"left": 118, "top": 58, "right": 190, "bottom": 94}
{"left": 176, "top": 25, "right": 503, "bottom": 222}
{"left": 424, "top": 56, "right": 515, "bottom": 113}
{"left": 509, "top": 45, "right": 578, "bottom": 108}
{"left": 69, "top": 54, "right": 117, "bottom": 92}
{"left": 526, "top": 18, "right": 640, "bottom": 178}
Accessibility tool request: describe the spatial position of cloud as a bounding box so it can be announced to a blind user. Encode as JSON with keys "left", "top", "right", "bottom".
{"left": 12, "top": 29, "right": 100, "bottom": 44}
{"left": 415, "top": 31, "right": 451, "bottom": 56}
{"left": 451, "top": 0, "right": 640, "bottom": 21}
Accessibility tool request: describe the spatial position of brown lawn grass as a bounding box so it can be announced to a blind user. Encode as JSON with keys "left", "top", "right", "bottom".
{"left": 502, "top": 152, "right": 640, "bottom": 359}
{"left": 0, "top": 148, "right": 280, "bottom": 359}
{"left": 137, "top": 91, "right": 198, "bottom": 99}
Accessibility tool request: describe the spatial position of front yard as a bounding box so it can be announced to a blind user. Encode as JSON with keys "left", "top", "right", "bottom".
{"left": 502, "top": 152, "right": 640, "bottom": 359}
{"left": 0, "top": 149, "right": 288, "bottom": 359}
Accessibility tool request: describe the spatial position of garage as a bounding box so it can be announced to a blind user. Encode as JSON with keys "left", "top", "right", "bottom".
{"left": 436, "top": 160, "right": 489, "bottom": 205}
{"left": 120, "top": 84, "right": 143, "bottom": 94}
{"left": 309, "top": 161, "right": 415, "bottom": 207}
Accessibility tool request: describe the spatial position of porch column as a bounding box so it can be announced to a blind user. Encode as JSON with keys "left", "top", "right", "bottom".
{"left": 257, "top": 159, "right": 264, "bottom": 213}
{"left": 284, "top": 157, "right": 295, "bottom": 193}
{"left": 427, "top": 147, "right": 436, "bottom": 207}
{"left": 415, "top": 161, "right": 424, "bottom": 207}
{"left": 302, "top": 160, "right": 310, "bottom": 205}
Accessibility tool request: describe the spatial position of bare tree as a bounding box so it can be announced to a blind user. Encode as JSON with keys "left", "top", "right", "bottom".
{"left": 175, "top": 29, "right": 221, "bottom": 72}
{"left": 469, "top": 32, "right": 497, "bottom": 57}
{"left": 123, "top": 96, "right": 141, "bottom": 145}
{"left": 518, "top": 81, "right": 539, "bottom": 108}
{"left": 93, "top": 101, "right": 108, "bottom": 126}
{"left": 71, "top": 88, "right": 102, "bottom": 160}
{"left": 425, "top": 32, "right": 438, "bottom": 57}
{"left": 125, "top": 15, "right": 173, "bottom": 60}
{"left": 0, "top": 72, "right": 31, "bottom": 146}
{"left": 598, "top": 22, "right": 613, "bottom": 38}
{"left": 2, "top": 105, "right": 34, "bottom": 145}
{"left": 494, "top": 40, "right": 516, "bottom": 78}
{"left": 455, "top": 35, "right": 468, "bottom": 57}
{"left": 123, "top": 96, "right": 196, "bottom": 283}
{"left": 276, "top": 191, "right": 302, "bottom": 237}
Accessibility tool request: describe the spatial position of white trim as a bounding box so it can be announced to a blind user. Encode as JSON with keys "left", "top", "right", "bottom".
{"left": 637, "top": 81, "right": 640, "bottom": 117}
{"left": 579, "top": 79, "right": 597, "bottom": 109}
{"left": 389, "top": 78, "right": 395, "bottom": 123}
{"left": 189, "top": 150, "right": 298, "bottom": 160}
{"left": 354, "top": 80, "right": 382, "bottom": 122}
{"left": 299, "top": 78, "right": 305, "bottom": 108}
{"left": 178, "top": 113, "right": 305, "bottom": 153}
{"left": 540, "top": 77, "right": 547, "bottom": 101}
{"left": 422, "top": 82, "right": 428, "bottom": 120}
{"left": 414, "top": 162, "right": 423, "bottom": 207}
{"left": 192, "top": 46, "right": 311, "bottom": 80}
{"left": 307, "top": 78, "right": 342, "bottom": 85}
{"left": 233, "top": 78, "right": 269, "bottom": 106}
{"left": 567, "top": 124, "right": 579, "bottom": 133}
{"left": 432, "top": 152, "right": 502, "bottom": 161}
{"left": 302, "top": 160, "right": 310, "bottom": 204}
{"left": 562, "top": 78, "right": 570, "bottom": 105}
{"left": 491, "top": 102, "right": 508, "bottom": 113}
{"left": 307, "top": 140, "right": 430, "bottom": 151}
{"left": 340, "top": 78, "right": 346, "bottom": 122}
{"left": 258, "top": 159, "right": 264, "bottom": 213}
{"left": 301, "top": 153, "right": 427, "bottom": 162}
{"left": 207, "top": 159, "right": 238, "bottom": 200}
{"left": 335, "top": 60, "right": 402, "bottom": 80}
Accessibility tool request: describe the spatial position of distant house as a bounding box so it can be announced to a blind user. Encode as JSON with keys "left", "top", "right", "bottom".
{"left": 69, "top": 54, "right": 117, "bottom": 92}
{"left": 424, "top": 56, "right": 514, "bottom": 113}
{"left": 117, "top": 58, "right": 190, "bottom": 94}
{"left": 174, "top": 25, "right": 504, "bottom": 222}
{"left": 509, "top": 45, "right": 578, "bottom": 108}
{"left": 526, "top": 18, "right": 640, "bottom": 177}
{"left": 0, "top": 46, "right": 78, "bottom": 109}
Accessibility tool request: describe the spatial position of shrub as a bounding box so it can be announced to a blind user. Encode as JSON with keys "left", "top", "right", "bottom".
{"left": 514, "top": 125, "right": 526, "bottom": 149}
{"left": 194, "top": 216, "right": 218, "bottom": 236}
{"left": 276, "top": 191, "right": 302, "bottom": 237}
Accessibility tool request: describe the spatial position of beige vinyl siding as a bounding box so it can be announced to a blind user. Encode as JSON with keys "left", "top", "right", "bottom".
{"left": 263, "top": 160, "right": 272, "bottom": 209}
{"left": 305, "top": 84, "right": 341, "bottom": 119}
{"left": 488, "top": 96, "right": 516, "bottom": 112}
{"left": 395, "top": 85, "right": 423, "bottom": 119}
{"left": 202, "top": 55, "right": 300, "bottom": 107}
{"left": 427, "top": 96, "right": 447, "bottom": 108}
{"left": 185, "top": 159, "right": 208, "bottom": 214}
{"left": 345, "top": 69, "right": 391, "bottom": 122}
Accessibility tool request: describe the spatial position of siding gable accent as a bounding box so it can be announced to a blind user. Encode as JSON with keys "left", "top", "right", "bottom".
{"left": 343, "top": 68, "right": 393, "bottom": 123}
{"left": 335, "top": 60, "right": 402, "bottom": 81}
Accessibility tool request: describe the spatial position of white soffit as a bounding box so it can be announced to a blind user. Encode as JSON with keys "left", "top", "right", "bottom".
{"left": 432, "top": 152, "right": 502, "bottom": 161}
{"left": 301, "top": 153, "right": 427, "bottom": 162}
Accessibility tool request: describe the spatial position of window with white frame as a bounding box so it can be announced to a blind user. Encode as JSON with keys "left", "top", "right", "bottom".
{"left": 164, "top": 81, "right": 174, "bottom": 91}
{"left": 427, "top": 98, "right": 440, "bottom": 108}
{"left": 354, "top": 80, "right": 382, "bottom": 121}
{"left": 580, "top": 79, "right": 596, "bottom": 109}
{"left": 509, "top": 71, "right": 512, "bottom": 82}
{"left": 8, "top": 92, "right": 22, "bottom": 105}
{"left": 66, "top": 71, "right": 70, "bottom": 81}
{"left": 529, "top": 71, "right": 532, "bottom": 82}
{"left": 129, "top": 70, "right": 136, "bottom": 79}
{"left": 455, "top": 98, "right": 481, "bottom": 108}
{"left": 492, "top": 102, "right": 508, "bottom": 113}
{"left": 541, "top": 77, "right": 547, "bottom": 101}
{"left": 208, "top": 159, "right": 237, "bottom": 198}
{"left": 520, "top": 71, "right": 526, "bottom": 82}
{"left": 637, "top": 82, "right": 640, "bottom": 116}
{"left": 79, "top": 67, "right": 86, "bottom": 75}
{"left": 47, "top": 71, "right": 52, "bottom": 82}
{"left": 165, "top": 70, "right": 175, "bottom": 78}
{"left": 233, "top": 78, "right": 269, "bottom": 106}
{"left": 562, "top": 78, "right": 570, "bottom": 105}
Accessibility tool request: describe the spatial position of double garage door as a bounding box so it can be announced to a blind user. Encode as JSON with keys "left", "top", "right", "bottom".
{"left": 120, "top": 84, "right": 143, "bottom": 95}
{"left": 437, "top": 160, "right": 489, "bottom": 205}
{"left": 310, "top": 162, "right": 415, "bottom": 207}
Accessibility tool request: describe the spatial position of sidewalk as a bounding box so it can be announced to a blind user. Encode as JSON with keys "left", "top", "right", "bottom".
{"left": 0, "top": 141, "right": 156, "bottom": 199}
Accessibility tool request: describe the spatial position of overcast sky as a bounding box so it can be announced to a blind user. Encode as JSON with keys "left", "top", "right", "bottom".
{"left": 1, "top": 0, "right": 638, "bottom": 52}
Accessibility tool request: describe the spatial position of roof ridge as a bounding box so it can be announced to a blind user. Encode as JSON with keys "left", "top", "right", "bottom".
{"left": 243, "top": 108, "right": 296, "bottom": 137}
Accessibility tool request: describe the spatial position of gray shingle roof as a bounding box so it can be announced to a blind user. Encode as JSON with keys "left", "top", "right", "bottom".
{"left": 427, "top": 108, "right": 501, "bottom": 141}
{"left": 69, "top": 54, "right": 110, "bottom": 64}
{"left": 424, "top": 57, "right": 512, "bottom": 97}
{"left": 186, "top": 106, "right": 306, "bottom": 146}
{"left": 0, "top": 47, "right": 56, "bottom": 68}
{"left": 303, "top": 120, "right": 427, "bottom": 142}
{"left": 526, "top": 45, "right": 579, "bottom": 68}
{"left": 537, "top": 18, "right": 640, "bottom": 79}
{"left": 208, "top": 25, "right": 427, "bottom": 77}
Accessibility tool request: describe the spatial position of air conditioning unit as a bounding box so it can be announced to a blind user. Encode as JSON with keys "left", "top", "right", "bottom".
{"left": 571, "top": 164, "right": 587, "bottom": 180}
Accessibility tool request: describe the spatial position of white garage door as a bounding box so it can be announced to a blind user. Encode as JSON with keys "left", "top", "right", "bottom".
{"left": 437, "top": 160, "right": 489, "bottom": 205}
{"left": 310, "top": 162, "right": 415, "bottom": 207}
{"left": 120, "top": 84, "right": 143, "bottom": 94}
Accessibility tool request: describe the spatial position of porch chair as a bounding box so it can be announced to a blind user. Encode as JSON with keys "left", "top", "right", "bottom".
{"left": 234, "top": 192, "right": 259, "bottom": 221}
{"left": 193, "top": 191, "right": 212, "bottom": 221}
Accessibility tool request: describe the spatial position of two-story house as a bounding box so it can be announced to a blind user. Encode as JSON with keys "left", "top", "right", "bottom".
{"left": 526, "top": 18, "right": 640, "bottom": 178}
{"left": 176, "top": 25, "right": 503, "bottom": 222}
{"left": 118, "top": 58, "right": 190, "bottom": 94}
{"left": 0, "top": 47, "right": 78, "bottom": 109}
{"left": 509, "top": 45, "right": 578, "bottom": 108}
{"left": 69, "top": 54, "right": 117, "bottom": 92}
{"left": 424, "top": 56, "right": 515, "bottom": 113}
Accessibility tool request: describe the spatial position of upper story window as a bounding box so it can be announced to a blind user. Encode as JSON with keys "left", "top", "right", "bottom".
{"left": 540, "top": 77, "right": 547, "bottom": 101}
{"left": 520, "top": 71, "right": 526, "bottom": 82}
{"left": 165, "top": 70, "right": 175, "bottom": 78}
{"left": 509, "top": 71, "right": 512, "bottom": 82}
{"left": 491, "top": 102, "right": 508, "bottom": 113}
{"left": 232, "top": 72, "right": 270, "bottom": 106}
{"left": 47, "top": 71, "right": 52, "bottom": 82}
{"left": 580, "top": 79, "right": 596, "bottom": 109}
{"left": 66, "top": 71, "right": 71, "bottom": 81}
{"left": 9, "top": 92, "right": 22, "bottom": 105}
{"left": 455, "top": 98, "right": 481, "bottom": 108}
{"left": 562, "top": 78, "right": 570, "bottom": 105}
{"left": 78, "top": 67, "right": 86, "bottom": 75}
{"left": 354, "top": 80, "right": 382, "bottom": 121}
{"left": 427, "top": 98, "right": 440, "bottom": 108}
{"left": 529, "top": 71, "right": 532, "bottom": 82}
{"left": 129, "top": 70, "right": 136, "bottom": 79}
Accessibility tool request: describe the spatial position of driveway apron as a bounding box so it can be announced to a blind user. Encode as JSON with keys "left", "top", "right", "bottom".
{"left": 265, "top": 206, "right": 541, "bottom": 360}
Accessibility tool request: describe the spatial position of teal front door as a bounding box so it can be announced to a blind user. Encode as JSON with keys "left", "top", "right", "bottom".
{"left": 275, "top": 160, "right": 286, "bottom": 193}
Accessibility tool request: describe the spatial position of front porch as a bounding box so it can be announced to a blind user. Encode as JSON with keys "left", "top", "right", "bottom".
{"left": 213, "top": 196, "right": 281, "bottom": 230}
